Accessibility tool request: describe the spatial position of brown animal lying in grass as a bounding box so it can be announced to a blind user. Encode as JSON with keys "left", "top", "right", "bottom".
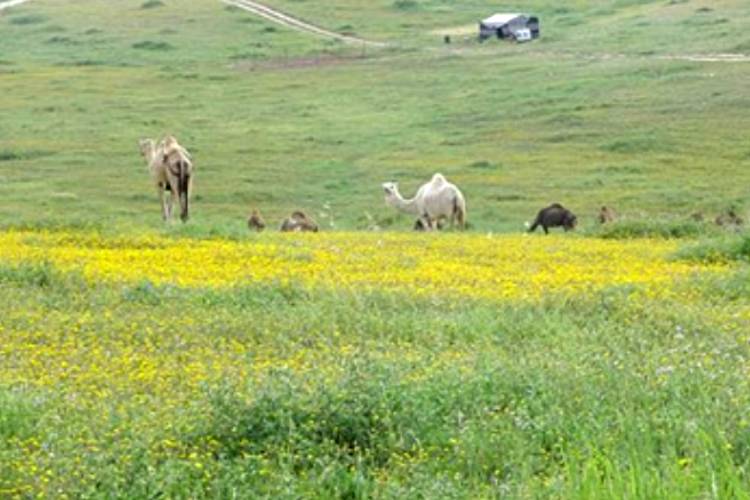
{"left": 280, "top": 211, "right": 319, "bottom": 232}
{"left": 598, "top": 206, "right": 617, "bottom": 224}
{"left": 715, "top": 209, "right": 743, "bottom": 228}
{"left": 528, "top": 203, "right": 577, "bottom": 234}
{"left": 247, "top": 209, "right": 266, "bottom": 232}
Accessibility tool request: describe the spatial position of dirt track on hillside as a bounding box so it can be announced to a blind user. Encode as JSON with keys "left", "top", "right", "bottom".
{"left": 222, "top": 0, "right": 387, "bottom": 47}
{"left": 0, "top": 0, "right": 31, "bottom": 11}
{"left": 589, "top": 52, "right": 750, "bottom": 63}
{"left": 521, "top": 50, "right": 750, "bottom": 64}
{"left": 660, "top": 53, "right": 750, "bottom": 63}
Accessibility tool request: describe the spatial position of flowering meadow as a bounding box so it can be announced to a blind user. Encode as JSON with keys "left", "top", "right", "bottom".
{"left": 0, "top": 230, "right": 727, "bottom": 300}
{"left": 1, "top": 229, "right": 750, "bottom": 498}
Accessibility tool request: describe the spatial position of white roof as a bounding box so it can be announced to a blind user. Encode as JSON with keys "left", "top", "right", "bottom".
{"left": 481, "top": 13, "right": 526, "bottom": 26}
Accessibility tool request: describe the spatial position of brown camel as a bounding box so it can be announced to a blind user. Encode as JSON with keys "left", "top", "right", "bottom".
{"left": 598, "top": 206, "right": 617, "bottom": 224}
{"left": 138, "top": 135, "right": 194, "bottom": 222}
{"left": 247, "top": 209, "right": 266, "bottom": 232}
{"left": 280, "top": 211, "right": 319, "bottom": 232}
{"left": 715, "top": 209, "right": 743, "bottom": 228}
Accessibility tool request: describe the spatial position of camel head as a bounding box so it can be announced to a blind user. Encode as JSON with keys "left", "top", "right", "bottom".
{"left": 163, "top": 135, "right": 178, "bottom": 148}
{"left": 138, "top": 138, "right": 158, "bottom": 165}
{"left": 138, "top": 138, "right": 155, "bottom": 157}
{"left": 565, "top": 213, "right": 578, "bottom": 230}
{"left": 382, "top": 181, "right": 401, "bottom": 204}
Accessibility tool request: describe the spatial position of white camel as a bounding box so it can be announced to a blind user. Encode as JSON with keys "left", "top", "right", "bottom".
{"left": 138, "top": 136, "right": 194, "bottom": 222}
{"left": 382, "top": 173, "right": 467, "bottom": 230}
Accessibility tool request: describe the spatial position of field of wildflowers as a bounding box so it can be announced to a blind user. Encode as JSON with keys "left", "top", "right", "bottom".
{"left": 0, "top": 230, "right": 728, "bottom": 300}
{"left": 2, "top": 229, "right": 750, "bottom": 497}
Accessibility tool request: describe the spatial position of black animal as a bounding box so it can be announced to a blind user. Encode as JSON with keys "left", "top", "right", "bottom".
{"left": 528, "top": 203, "right": 577, "bottom": 234}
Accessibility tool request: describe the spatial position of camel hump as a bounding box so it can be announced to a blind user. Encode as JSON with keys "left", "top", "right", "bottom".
{"left": 431, "top": 173, "right": 447, "bottom": 186}
{"left": 160, "top": 135, "right": 192, "bottom": 161}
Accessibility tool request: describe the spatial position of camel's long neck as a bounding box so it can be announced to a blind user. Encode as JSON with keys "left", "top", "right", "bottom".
{"left": 143, "top": 144, "right": 158, "bottom": 165}
{"left": 391, "top": 191, "right": 419, "bottom": 215}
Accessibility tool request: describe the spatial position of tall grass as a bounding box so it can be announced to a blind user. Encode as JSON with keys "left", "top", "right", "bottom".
{"left": 676, "top": 233, "right": 750, "bottom": 263}
{"left": 1, "top": 264, "right": 749, "bottom": 496}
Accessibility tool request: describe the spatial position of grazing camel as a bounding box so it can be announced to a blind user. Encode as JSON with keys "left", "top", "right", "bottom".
{"left": 382, "top": 173, "right": 466, "bottom": 231}
{"left": 247, "top": 209, "right": 266, "bottom": 232}
{"left": 280, "top": 211, "right": 319, "bottom": 232}
{"left": 138, "top": 135, "right": 194, "bottom": 222}
{"left": 528, "top": 203, "right": 577, "bottom": 234}
{"left": 598, "top": 206, "right": 617, "bottom": 224}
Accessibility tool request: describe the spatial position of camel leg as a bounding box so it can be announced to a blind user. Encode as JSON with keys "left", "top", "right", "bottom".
{"left": 167, "top": 177, "right": 179, "bottom": 221}
{"left": 452, "top": 206, "right": 465, "bottom": 231}
{"left": 185, "top": 176, "right": 194, "bottom": 220}
{"left": 167, "top": 191, "right": 175, "bottom": 220}
{"left": 158, "top": 186, "right": 169, "bottom": 221}
{"left": 179, "top": 174, "right": 190, "bottom": 222}
{"left": 419, "top": 214, "right": 430, "bottom": 231}
{"left": 179, "top": 193, "right": 188, "bottom": 222}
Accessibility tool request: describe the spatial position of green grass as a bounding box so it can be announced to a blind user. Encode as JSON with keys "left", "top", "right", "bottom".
{"left": 2, "top": 270, "right": 750, "bottom": 496}
{"left": 0, "top": 389, "right": 42, "bottom": 442}
{"left": 676, "top": 233, "right": 750, "bottom": 263}
{"left": 0, "top": 0, "right": 748, "bottom": 233}
{"left": 595, "top": 219, "right": 714, "bottom": 239}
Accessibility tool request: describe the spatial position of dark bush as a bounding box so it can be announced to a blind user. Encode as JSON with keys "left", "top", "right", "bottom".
{"left": 132, "top": 40, "right": 174, "bottom": 51}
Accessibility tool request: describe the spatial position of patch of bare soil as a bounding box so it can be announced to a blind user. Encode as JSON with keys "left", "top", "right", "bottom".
{"left": 223, "top": 0, "right": 386, "bottom": 47}
{"left": 430, "top": 24, "right": 477, "bottom": 37}
{"left": 659, "top": 53, "right": 750, "bottom": 63}
{"left": 524, "top": 51, "right": 750, "bottom": 64}
{"left": 231, "top": 54, "right": 367, "bottom": 71}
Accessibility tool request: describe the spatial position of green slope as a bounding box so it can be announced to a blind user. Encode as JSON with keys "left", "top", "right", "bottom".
{"left": 0, "top": 0, "right": 748, "bottom": 233}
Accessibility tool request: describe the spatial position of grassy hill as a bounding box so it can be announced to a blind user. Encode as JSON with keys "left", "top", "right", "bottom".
{"left": 1, "top": 0, "right": 749, "bottom": 233}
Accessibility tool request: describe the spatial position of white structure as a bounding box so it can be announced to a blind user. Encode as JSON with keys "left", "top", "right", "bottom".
{"left": 479, "top": 13, "right": 540, "bottom": 42}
